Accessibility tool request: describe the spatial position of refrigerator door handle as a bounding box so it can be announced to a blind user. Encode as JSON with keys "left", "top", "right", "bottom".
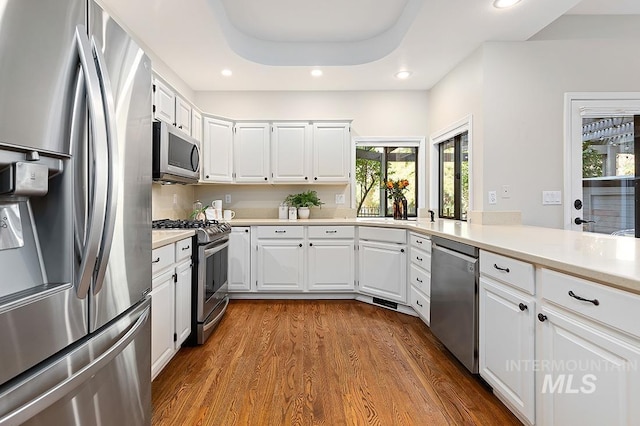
{"left": 74, "top": 26, "right": 109, "bottom": 299}
{"left": 91, "top": 36, "right": 120, "bottom": 295}
{"left": 0, "top": 306, "right": 150, "bottom": 426}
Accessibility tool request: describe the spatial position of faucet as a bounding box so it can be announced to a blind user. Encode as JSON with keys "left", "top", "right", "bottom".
{"left": 428, "top": 210, "right": 435, "bottom": 222}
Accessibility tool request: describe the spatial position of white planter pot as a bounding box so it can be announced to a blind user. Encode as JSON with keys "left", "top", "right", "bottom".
{"left": 297, "top": 207, "right": 310, "bottom": 219}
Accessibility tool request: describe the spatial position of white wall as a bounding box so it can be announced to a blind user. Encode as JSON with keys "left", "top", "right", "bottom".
{"left": 428, "top": 38, "right": 640, "bottom": 229}
{"left": 428, "top": 47, "right": 485, "bottom": 211}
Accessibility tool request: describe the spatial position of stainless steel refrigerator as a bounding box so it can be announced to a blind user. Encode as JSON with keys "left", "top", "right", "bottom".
{"left": 0, "top": 1, "right": 152, "bottom": 424}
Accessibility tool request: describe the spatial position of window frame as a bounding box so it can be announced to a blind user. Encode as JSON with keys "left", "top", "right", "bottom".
{"left": 430, "top": 115, "right": 473, "bottom": 220}
{"left": 352, "top": 137, "right": 426, "bottom": 218}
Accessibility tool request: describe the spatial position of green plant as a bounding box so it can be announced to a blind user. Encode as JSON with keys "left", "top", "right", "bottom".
{"left": 284, "top": 190, "right": 324, "bottom": 208}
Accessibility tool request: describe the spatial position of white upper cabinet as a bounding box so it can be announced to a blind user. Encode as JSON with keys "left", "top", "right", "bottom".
{"left": 153, "top": 78, "right": 175, "bottom": 125}
{"left": 271, "top": 122, "right": 312, "bottom": 183}
{"left": 191, "top": 109, "right": 202, "bottom": 143}
{"left": 202, "top": 117, "right": 234, "bottom": 183}
{"left": 312, "top": 122, "right": 350, "bottom": 182}
{"left": 234, "top": 123, "right": 270, "bottom": 183}
{"left": 175, "top": 96, "right": 191, "bottom": 135}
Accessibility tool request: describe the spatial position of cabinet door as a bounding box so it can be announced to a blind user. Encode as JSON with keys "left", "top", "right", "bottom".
{"left": 537, "top": 305, "right": 640, "bottom": 426}
{"left": 151, "top": 269, "right": 175, "bottom": 380}
{"left": 174, "top": 260, "right": 192, "bottom": 349}
{"left": 175, "top": 96, "right": 191, "bottom": 135}
{"left": 272, "top": 122, "right": 311, "bottom": 182}
{"left": 202, "top": 117, "right": 234, "bottom": 182}
{"left": 234, "top": 123, "right": 270, "bottom": 182}
{"left": 479, "top": 277, "right": 535, "bottom": 424}
{"left": 312, "top": 122, "right": 350, "bottom": 182}
{"left": 256, "top": 240, "right": 304, "bottom": 291}
{"left": 153, "top": 78, "right": 175, "bottom": 124}
{"left": 191, "top": 109, "right": 202, "bottom": 143}
{"left": 307, "top": 239, "right": 354, "bottom": 291}
{"left": 229, "top": 227, "right": 251, "bottom": 291}
{"left": 358, "top": 240, "right": 406, "bottom": 303}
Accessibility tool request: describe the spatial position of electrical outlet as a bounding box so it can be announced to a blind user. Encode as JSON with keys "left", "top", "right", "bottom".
{"left": 224, "top": 194, "right": 231, "bottom": 204}
{"left": 501, "top": 185, "right": 511, "bottom": 199}
{"left": 172, "top": 194, "right": 178, "bottom": 206}
{"left": 335, "top": 194, "right": 345, "bottom": 204}
{"left": 488, "top": 191, "right": 497, "bottom": 205}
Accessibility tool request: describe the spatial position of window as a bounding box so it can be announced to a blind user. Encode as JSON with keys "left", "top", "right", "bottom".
{"left": 355, "top": 144, "right": 419, "bottom": 218}
{"left": 438, "top": 131, "right": 469, "bottom": 220}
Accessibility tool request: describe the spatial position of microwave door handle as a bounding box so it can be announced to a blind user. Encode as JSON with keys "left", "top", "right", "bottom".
{"left": 91, "top": 37, "right": 120, "bottom": 295}
{"left": 75, "top": 26, "right": 109, "bottom": 299}
{"left": 190, "top": 144, "right": 199, "bottom": 173}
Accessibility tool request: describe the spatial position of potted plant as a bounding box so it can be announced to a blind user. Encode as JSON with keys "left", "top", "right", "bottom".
{"left": 284, "top": 190, "right": 324, "bottom": 219}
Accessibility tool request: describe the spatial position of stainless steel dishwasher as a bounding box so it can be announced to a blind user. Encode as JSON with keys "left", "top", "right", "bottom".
{"left": 430, "top": 236, "right": 479, "bottom": 374}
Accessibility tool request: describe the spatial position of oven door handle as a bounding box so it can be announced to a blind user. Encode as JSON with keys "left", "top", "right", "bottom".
{"left": 204, "top": 240, "right": 229, "bottom": 257}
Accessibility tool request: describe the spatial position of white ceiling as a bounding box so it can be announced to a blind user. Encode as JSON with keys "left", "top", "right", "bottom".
{"left": 101, "top": 0, "right": 639, "bottom": 92}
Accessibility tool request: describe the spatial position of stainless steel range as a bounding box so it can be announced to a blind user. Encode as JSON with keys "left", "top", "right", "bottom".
{"left": 152, "top": 219, "right": 231, "bottom": 344}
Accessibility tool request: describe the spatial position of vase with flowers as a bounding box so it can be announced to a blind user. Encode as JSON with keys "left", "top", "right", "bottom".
{"left": 384, "top": 178, "right": 409, "bottom": 220}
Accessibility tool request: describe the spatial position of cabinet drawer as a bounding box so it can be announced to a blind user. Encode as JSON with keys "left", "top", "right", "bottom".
{"left": 308, "top": 226, "right": 355, "bottom": 239}
{"left": 410, "top": 233, "right": 431, "bottom": 252}
{"left": 480, "top": 250, "right": 534, "bottom": 295}
{"left": 256, "top": 226, "right": 304, "bottom": 239}
{"left": 410, "top": 286, "right": 430, "bottom": 324}
{"left": 540, "top": 268, "right": 640, "bottom": 339}
{"left": 358, "top": 226, "right": 406, "bottom": 244}
{"left": 410, "top": 246, "right": 431, "bottom": 272}
{"left": 152, "top": 244, "right": 175, "bottom": 276}
{"left": 175, "top": 237, "right": 193, "bottom": 263}
{"left": 410, "top": 264, "right": 430, "bottom": 296}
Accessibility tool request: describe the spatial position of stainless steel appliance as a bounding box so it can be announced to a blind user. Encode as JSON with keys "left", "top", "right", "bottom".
{"left": 430, "top": 236, "right": 480, "bottom": 374}
{"left": 152, "top": 219, "right": 231, "bottom": 344}
{"left": 152, "top": 121, "right": 201, "bottom": 184}
{"left": 0, "top": 1, "right": 152, "bottom": 424}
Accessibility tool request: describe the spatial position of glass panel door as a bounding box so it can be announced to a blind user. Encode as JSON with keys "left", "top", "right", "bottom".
{"left": 580, "top": 115, "right": 637, "bottom": 237}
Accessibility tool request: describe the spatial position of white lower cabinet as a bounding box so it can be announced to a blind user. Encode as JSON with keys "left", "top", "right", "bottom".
{"left": 151, "top": 269, "right": 175, "bottom": 380}
{"left": 307, "top": 240, "right": 355, "bottom": 291}
{"left": 256, "top": 239, "right": 304, "bottom": 291}
{"left": 151, "top": 237, "right": 193, "bottom": 380}
{"left": 479, "top": 277, "right": 535, "bottom": 425}
{"left": 536, "top": 268, "right": 640, "bottom": 426}
{"left": 229, "top": 227, "right": 251, "bottom": 291}
{"left": 358, "top": 238, "right": 407, "bottom": 304}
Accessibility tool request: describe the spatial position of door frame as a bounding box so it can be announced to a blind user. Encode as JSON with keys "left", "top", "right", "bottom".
{"left": 563, "top": 92, "right": 640, "bottom": 231}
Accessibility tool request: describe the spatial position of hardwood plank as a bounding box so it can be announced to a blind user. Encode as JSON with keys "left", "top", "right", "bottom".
{"left": 152, "top": 300, "right": 521, "bottom": 426}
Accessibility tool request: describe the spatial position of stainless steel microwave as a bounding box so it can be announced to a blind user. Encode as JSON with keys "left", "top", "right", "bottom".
{"left": 152, "top": 121, "right": 200, "bottom": 184}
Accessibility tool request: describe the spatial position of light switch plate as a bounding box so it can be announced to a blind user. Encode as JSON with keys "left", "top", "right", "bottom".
{"left": 542, "top": 190, "right": 562, "bottom": 205}
{"left": 488, "top": 191, "right": 497, "bottom": 205}
{"left": 501, "top": 185, "right": 511, "bottom": 199}
{"left": 224, "top": 194, "right": 232, "bottom": 204}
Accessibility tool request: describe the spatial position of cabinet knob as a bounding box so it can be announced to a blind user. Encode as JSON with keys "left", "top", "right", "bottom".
{"left": 309, "top": 243, "right": 313, "bottom": 246}
{"left": 264, "top": 177, "right": 268, "bottom": 181}
{"left": 178, "top": 125, "right": 183, "bottom": 129}
{"left": 206, "top": 175, "right": 210, "bottom": 178}
{"left": 245, "top": 229, "right": 249, "bottom": 233}
{"left": 537, "top": 313, "right": 547, "bottom": 322}
{"left": 314, "top": 177, "right": 318, "bottom": 180}
{"left": 519, "top": 303, "right": 528, "bottom": 311}
{"left": 400, "top": 249, "right": 405, "bottom": 253}
{"left": 305, "top": 177, "right": 308, "bottom": 180}
{"left": 299, "top": 243, "right": 303, "bottom": 247}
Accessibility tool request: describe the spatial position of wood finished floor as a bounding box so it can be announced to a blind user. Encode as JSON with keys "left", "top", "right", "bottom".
{"left": 152, "top": 300, "right": 520, "bottom": 425}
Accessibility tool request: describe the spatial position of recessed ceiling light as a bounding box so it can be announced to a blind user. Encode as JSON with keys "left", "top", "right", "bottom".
{"left": 493, "top": 0, "right": 522, "bottom": 8}
{"left": 311, "top": 69, "right": 323, "bottom": 77}
{"left": 221, "top": 69, "right": 233, "bottom": 77}
{"left": 395, "top": 70, "right": 412, "bottom": 80}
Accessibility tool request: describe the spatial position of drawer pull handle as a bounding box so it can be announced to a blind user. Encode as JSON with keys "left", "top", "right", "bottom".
{"left": 275, "top": 230, "right": 286, "bottom": 233}
{"left": 325, "top": 230, "right": 337, "bottom": 234}
{"left": 416, "top": 240, "right": 422, "bottom": 244}
{"left": 416, "top": 256, "right": 423, "bottom": 262}
{"left": 538, "top": 313, "right": 547, "bottom": 322}
{"left": 519, "top": 303, "right": 528, "bottom": 311}
{"left": 493, "top": 264, "right": 510, "bottom": 273}
{"left": 416, "top": 277, "right": 423, "bottom": 283}
{"left": 568, "top": 290, "right": 600, "bottom": 306}
{"left": 416, "top": 300, "right": 423, "bottom": 307}
{"left": 181, "top": 245, "right": 190, "bottom": 251}
{"left": 152, "top": 257, "right": 160, "bottom": 264}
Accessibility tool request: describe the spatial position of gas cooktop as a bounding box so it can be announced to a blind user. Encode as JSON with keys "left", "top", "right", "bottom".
{"left": 152, "top": 219, "right": 231, "bottom": 244}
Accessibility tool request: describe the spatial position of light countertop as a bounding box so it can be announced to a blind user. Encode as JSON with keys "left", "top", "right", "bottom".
{"left": 151, "top": 218, "right": 639, "bottom": 295}
{"left": 223, "top": 218, "right": 640, "bottom": 295}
